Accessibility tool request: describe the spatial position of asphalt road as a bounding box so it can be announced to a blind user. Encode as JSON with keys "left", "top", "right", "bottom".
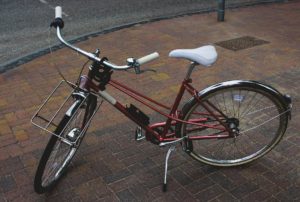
{"left": 0, "top": 0, "right": 267, "bottom": 71}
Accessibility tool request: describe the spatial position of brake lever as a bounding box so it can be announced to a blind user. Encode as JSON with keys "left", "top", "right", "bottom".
{"left": 127, "top": 58, "right": 142, "bottom": 74}
{"left": 127, "top": 58, "right": 141, "bottom": 74}
{"left": 139, "top": 69, "right": 157, "bottom": 73}
{"left": 127, "top": 57, "right": 157, "bottom": 74}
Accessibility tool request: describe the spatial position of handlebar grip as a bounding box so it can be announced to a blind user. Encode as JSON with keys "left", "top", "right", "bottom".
{"left": 55, "top": 6, "right": 62, "bottom": 18}
{"left": 51, "top": 6, "right": 64, "bottom": 29}
{"left": 136, "top": 52, "right": 159, "bottom": 65}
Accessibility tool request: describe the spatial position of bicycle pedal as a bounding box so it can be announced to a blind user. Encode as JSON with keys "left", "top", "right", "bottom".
{"left": 135, "top": 126, "right": 145, "bottom": 141}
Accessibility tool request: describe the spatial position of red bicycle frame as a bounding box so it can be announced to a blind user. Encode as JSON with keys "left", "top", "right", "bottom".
{"left": 79, "top": 66, "right": 231, "bottom": 144}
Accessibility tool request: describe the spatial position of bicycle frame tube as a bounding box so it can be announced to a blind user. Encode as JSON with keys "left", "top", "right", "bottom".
{"left": 79, "top": 75, "right": 230, "bottom": 143}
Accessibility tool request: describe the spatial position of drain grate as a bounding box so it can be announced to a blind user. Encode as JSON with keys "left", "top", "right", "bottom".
{"left": 215, "top": 36, "right": 269, "bottom": 51}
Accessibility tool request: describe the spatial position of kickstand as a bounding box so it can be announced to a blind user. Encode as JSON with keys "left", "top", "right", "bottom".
{"left": 163, "top": 145, "right": 176, "bottom": 192}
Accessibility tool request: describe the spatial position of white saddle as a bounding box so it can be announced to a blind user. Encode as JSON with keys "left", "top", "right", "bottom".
{"left": 169, "top": 45, "right": 218, "bottom": 67}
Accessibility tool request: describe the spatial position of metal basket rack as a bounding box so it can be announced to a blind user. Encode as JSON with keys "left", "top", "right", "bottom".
{"left": 31, "top": 80, "right": 100, "bottom": 146}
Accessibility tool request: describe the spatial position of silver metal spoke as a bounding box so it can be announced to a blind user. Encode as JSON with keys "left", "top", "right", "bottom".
{"left": 240, "top": 93, "right": 264, "bottom": 119}
{"left": 243, "top": 105, "right": 276, "bottom": 117}
{"left": 240, "top": 109, "right": 288, "bottom": 135}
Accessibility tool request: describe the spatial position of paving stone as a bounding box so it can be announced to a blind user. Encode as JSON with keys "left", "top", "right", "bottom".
{"left": 48, "top": 189, "right": 80, "bottom": 202}
{"left": 170, "top": 167, "right": 193, "bottom": 186}
{"left": 0, "top": 156, "right": 24, "bottom": 175}
{"left": 275, "top": 185, "right": 300, "bottom": 201}
{"left": 108, "top": 175, "right": 140, "bottom": 193}
{"left": 128, "top": 183, "right": 152, "bottom": 201}
{"left": 195, "top": 184, "right": 225, "bottom": 201}
{"left": 103, "top": 168, "right": 132, "bottom": 184}
{"left": 0, "top": 174, "right": 16, "bottom": 193}
{"left": 136, "top": 171, "right": 162, "bottom": 190}
{"left": 209, "top": 171, "right": 238, "bottom": 191}
{"left": 98, "top": 193, "right": 119, "bottom": 202}
{"left": 241, "top": 189, "right": 270, "bottom": 202}
{"left": 185, "top": 176, "right": 215, "bottom": 195}
{"left": 73, "top": 178, "right": 111, "bottom": 201}
{"left": 210, "top": 192, "right": 239, "bottom": 202}
{"left": 263, "top": 171, "right": 291, "bottom": 189}
{"left": 116, "top": 189, "right": 137, "bottom": 202}
{"left": 89, "top": 159, "right": 113, "bottom": 177}
{"left": 251, "top": 175, "right": 282, "bottom": 196}
{"left": 229, "top": 182, "right": 259, "bottom": 199}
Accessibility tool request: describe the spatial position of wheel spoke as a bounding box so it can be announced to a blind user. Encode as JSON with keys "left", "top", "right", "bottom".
{"left": 230, "top": 90, "right": 236, "bottom": 117}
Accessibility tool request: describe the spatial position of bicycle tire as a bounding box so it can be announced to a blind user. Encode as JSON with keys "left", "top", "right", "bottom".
{"left": 177, "top": 80, "right": 289, "bottom": 167}
{"left": 34, "top": 94, "right": 97, "bottom": 193}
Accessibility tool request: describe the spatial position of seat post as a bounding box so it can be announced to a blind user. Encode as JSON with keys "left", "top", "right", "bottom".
{"left": 185, "top": 62, "right": 197, "bottom": 80}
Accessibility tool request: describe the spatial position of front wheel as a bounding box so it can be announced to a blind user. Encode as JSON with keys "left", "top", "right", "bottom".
{"left": 34, "top": 94, "right": 97, "bottom": 193}
{"left": 177, "top": 80, "right": 289, "bottom": 167}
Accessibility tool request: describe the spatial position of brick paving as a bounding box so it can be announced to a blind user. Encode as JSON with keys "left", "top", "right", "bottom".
{"left": 0, "top": 1, "right": 300, "bottom": 201}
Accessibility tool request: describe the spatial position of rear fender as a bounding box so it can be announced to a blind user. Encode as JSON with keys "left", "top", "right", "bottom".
{"left": 199, "top": 80, "right": 290, "bottom": 108}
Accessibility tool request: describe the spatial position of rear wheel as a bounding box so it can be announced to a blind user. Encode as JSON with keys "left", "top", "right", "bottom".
{"left": 178, "top": 81, "right": 289, "bottom": 166}
{"left": 34, "top": 94, "right": 97, "bottom": 193}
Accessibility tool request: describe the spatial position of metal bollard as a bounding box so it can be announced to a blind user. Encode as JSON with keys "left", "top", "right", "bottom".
{"left": 217, "top": 0, "right": 225, "bottom": 21}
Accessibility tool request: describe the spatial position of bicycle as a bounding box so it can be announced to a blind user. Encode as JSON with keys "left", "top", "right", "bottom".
{"left": 31, "top": 6, "right": 292, "bottom": 194}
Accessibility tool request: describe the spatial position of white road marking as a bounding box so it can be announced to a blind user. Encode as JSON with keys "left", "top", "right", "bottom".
{"left": 38, "top": 0, "right": 69, "bottom": 17}
{"left": 39, "top": 0, "right": 48, "bottom": 4}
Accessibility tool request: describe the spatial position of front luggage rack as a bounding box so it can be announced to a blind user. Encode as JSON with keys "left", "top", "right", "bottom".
{"left": 31, "top": 80, "right": 99, "bottom": 146}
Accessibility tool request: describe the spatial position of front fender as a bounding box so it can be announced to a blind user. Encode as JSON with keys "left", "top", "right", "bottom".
{"left": 66, "top": 100, "right": 82, "bottom": 117}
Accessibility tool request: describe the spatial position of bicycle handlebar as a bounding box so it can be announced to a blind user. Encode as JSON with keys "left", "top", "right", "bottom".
{"left": 53, "top": 6, "right": 159, "bottom": 72}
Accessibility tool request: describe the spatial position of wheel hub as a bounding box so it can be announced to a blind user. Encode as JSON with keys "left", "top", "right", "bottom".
{"left": 226, "top": 118, "right": 240, "bottom": 135}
